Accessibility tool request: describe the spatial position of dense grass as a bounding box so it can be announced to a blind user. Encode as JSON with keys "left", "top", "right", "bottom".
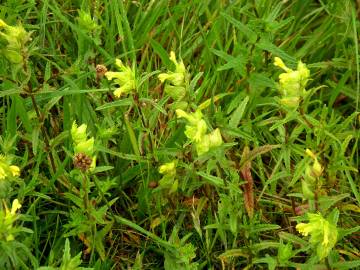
{"left": 0, "top": 0, "right": 359, "bottom": 269}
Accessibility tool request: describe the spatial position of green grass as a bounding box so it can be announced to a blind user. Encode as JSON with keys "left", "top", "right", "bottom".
{"left": 0, "top": 0, "right": 359, "bottom": 269}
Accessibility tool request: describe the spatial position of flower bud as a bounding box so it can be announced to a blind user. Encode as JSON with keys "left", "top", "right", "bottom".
{"left": 305, "top": 149, "right": 323, "bottom": 179}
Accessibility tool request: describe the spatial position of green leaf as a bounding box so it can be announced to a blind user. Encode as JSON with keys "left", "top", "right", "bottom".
{"left": 221, "top": 12, "right": 257, "bottom": 43}
{"left": 197, "top": 171, "right": 224, "bottom": 187}
{"left": 229, "top": 95, "right": 249, "bottom": 128}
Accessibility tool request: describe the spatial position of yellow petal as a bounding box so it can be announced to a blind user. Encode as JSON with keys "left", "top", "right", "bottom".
{"left": 11, "top": 199, "right": 22, "bottom": 215}
{"left": 274, "top": 57, "right": 292, "bottom": 72}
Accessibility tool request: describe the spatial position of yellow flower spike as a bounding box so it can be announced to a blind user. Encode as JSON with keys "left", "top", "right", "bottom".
{"left": 274, "top": 57, "right": 310, "bottom": 109}
{"left": 9, "top": 165, "right": 20, "bottom": 177}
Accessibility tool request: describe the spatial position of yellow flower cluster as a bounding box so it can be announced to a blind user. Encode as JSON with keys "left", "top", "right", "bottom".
{"left": 176, "top": 109, "right": 223, "bottom": 156}
{"left": 296, "top": 212, "right": 338, "bottom": 259}
{"left": 274, "top": 57, "right": 310, "bottom": 109}
{"left": 105, "top": 59, "right": 136, "bottom": 98}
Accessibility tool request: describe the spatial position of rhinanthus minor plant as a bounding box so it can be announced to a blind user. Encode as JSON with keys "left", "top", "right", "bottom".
{"left": 1, "top": 1, "right": 360, "bottom": 269}
{"left": 296, "top": 209, "right": 339, "bottom": 260}
{"left": 273, "top": 57, "right": 310, "bottom": 109}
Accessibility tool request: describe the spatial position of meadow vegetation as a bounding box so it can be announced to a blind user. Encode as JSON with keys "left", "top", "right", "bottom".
{"left": 0, "top": 0, "right": 359, "bottom": 269}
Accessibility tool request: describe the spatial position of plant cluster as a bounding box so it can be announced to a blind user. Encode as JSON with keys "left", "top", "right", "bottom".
{"left": 0, "top": 0, "right": 359, "bottom": 269}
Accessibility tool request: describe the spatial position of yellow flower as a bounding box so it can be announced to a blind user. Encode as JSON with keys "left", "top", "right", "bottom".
{"left": 296, "top": 212, "right": 338, "bottom": 259}
{"left": 196, "top": 128, "right": 223, "bottom": 156}
{"left": 158, "top": 51, "right": 186, "bottom": 86}
{"left": 9, "top": 166, "right": 20, "bottom": 177}
{"left": 176, "top": 109, "right": 207, "bottom": 143}
{"left": 274, "top": 57, "right": 310, "bottom": 109}
{"left": 0, "top": 19, "right": 6, "bottom": 28}
{"left": 3, "top": 199, "right": 22, "bottom": 241}
{"left": 176, "top": 109, "right": 223, "bottom": 155}
{"left": 274, "top": 57, "right": 292, "bottom": 72}
{"left": 0, "top": 155, "right": 21, "bottom": 179}
{"left": 105, "top": 59, "right": 136, "bottom": 98}
{"left": 10, "top": 199, "right": 22, "bottom": 215}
